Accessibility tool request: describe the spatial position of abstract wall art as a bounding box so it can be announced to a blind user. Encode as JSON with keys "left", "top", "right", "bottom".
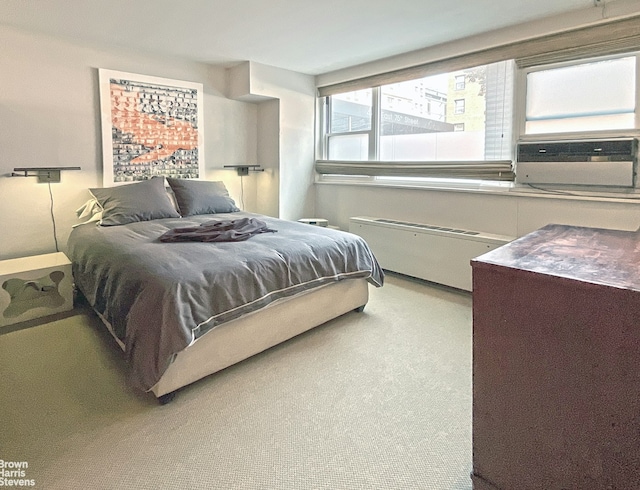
{"left": 98, "top": 69, "right": 204, "bottom": 185}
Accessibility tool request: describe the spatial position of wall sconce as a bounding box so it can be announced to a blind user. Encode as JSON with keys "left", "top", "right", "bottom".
{"left": 223, "top": 165, "right": 264, "bottom": 176}
{"left": 12, "top": 167, "right": 81, "bottom": 183}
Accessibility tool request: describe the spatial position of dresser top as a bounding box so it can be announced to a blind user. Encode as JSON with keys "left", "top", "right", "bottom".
{"left": 472, "top": 224, "right": 640, "bottom": 291}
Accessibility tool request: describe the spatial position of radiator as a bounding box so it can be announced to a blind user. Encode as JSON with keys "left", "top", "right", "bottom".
{"left": 349, "top": 216, "right": 514, "bottom": 291}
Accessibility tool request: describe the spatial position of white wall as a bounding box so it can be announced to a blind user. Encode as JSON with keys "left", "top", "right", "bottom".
{"left": 256, "top": 99, "right": 281, "bottom": 218}
{"left": 316, "top": 184, "right": 640, "bottom": 238}
{"left": 229, "top": 61, "right": 316, "bottom": 220}
{"left": 0, "top": 25, "right": 257, "bottom": 260}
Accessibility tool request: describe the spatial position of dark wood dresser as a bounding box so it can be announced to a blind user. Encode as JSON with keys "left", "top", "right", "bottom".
{"left": 471, "top": 224, "right": 640, "bottom": 490}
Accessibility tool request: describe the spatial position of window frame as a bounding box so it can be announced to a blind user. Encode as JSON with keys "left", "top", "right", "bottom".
{"left": 319, "top": 62, "right": 515, "bottom": 168}
{"left": 323, "top": 87, "right": 380, "bottom": 160}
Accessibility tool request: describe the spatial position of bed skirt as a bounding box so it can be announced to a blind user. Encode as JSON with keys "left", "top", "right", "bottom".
{"left": 151, "top": 277, "right": 370, "bottom": 397}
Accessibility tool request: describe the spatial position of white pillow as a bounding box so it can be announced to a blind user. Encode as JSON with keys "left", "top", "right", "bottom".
{"left": 73, "top": 199, "right": 103, "bottom": 227}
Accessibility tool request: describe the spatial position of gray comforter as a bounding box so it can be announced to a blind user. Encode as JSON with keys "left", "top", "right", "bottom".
{"left": 67, "top": 212, "right": 383, "bottom": 391}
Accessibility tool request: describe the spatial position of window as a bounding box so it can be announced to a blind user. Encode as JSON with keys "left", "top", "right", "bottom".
{"left": 326, "top": 89, "right": 373, "bottom": 160}
{"left": 321, "top": 60, "right": 515, "bottom": 164}
{"left": 317, "top": 17, "right": 640, "bottom": 186}
{"left": 522, "top": 54, "right": 638, "bottom": 135}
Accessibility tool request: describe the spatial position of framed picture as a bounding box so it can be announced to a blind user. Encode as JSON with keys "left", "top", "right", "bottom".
{"left": 98, "top": 69, "right": 205, "bottom": 186}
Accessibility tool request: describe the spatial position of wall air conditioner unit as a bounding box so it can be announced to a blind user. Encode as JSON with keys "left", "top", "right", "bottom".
{"left": 516, "top": 138, "right": 637, "bottom": 187}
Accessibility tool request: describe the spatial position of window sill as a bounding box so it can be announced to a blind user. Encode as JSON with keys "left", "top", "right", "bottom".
{"left": 315, "top": 175, "right": 640, "bottom": 204}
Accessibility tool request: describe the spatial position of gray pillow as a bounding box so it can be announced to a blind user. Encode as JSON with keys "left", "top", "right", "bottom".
{"left": 90, "top": 177, "right": 180, "bottom": 226}
{"left": 166, "top": 178, "right": 239, "bottom": 216}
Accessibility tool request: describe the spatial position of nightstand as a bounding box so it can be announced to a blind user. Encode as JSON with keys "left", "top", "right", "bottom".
{"left": 0, "top": 252, "right": 73, "bottom": 328}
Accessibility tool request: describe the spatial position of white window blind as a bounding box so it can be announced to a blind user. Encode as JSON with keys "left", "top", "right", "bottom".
{"left": 525, "top": 56, "right": 637, "bottom": 134}
{"left": 315, "top": 160, "right": 515, "bottom": 180}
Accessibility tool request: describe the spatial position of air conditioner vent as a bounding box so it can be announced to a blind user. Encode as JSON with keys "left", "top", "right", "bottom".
{"left": 518, "top": 139, "right": 636, "bottom": 161}
{"left": 516, "top": 138, "right": 637, "bottom": 187}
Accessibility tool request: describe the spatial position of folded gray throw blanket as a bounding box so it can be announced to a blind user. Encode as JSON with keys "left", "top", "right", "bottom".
{"left": 159, "top": 217, "right": 277, "bottom": 243}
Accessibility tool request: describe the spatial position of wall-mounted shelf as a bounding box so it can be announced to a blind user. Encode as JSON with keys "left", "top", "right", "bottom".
{"left": 223, "top": 165, "right": 264, "bottom": 176}
{"left": 12, "top": 167, "right": 81, "bottom": 183}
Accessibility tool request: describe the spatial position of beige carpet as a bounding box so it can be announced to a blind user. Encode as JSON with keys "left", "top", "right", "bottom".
{"left": 0, "top": 273, "right": 472, "bottom": 490}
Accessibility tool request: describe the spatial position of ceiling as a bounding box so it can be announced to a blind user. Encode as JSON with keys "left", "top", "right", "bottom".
{"left": 0, "top": 0, "right": 596, "bottom": 75}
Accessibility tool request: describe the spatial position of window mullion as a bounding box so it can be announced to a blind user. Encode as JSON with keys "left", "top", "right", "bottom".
{"left": 515, "top": 66, "right": 527, "bottom": 141}
{"left": 370, "top": 86, "right": 380, "bottom": 160}
{"left": 321, "top": 97, "right": 329, "bottom": 160}
{"left": 636, "top": 55, "right": 640, "bottom": 131}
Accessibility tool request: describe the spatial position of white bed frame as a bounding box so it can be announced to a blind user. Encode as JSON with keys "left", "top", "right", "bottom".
{"left": 150, "top": 278, "right": 369, "bottom": 401}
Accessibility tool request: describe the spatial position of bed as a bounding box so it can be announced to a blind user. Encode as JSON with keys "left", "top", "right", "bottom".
{"left": 67, "top": 177, "right": 383, "bottom": 403}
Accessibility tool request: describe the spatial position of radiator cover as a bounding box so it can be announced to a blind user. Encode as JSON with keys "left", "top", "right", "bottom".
{"left": 349, "top": 217, "right": 514, "bottom": 291}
